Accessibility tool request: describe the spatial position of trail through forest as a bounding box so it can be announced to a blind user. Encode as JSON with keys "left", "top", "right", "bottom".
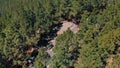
{"left": 36, "top": 21, "right": 79, "bottom": 67}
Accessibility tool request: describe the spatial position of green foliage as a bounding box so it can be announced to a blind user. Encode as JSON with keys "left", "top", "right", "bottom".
{"left": 34, "top": 48, "right": 47, "bottom": 68}
{"left": 0, "top": 0, "right": 120, "bottom": 68}
{"left": 50, "top": 30, "right": 79, "bottom": 68}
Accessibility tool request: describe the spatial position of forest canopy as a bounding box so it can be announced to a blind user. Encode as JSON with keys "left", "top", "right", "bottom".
{"left": 0, "top": 0, "right": 120, "bottom": 68}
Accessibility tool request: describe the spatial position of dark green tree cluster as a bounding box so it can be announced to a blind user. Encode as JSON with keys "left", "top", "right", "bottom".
{"left": 74, "top": 0, "right": 120, "bottom": 68}
{"left": 0, "top": 0, "right": 120, "bottom": 68}
{"left": 50, "top": 30, "right": 80, "bottom": 68}
{"left": 0, "top": 0, "right": 63, "bottom": 67}
{"left": 50, "top": 0, "right": 120, "bottom": 68}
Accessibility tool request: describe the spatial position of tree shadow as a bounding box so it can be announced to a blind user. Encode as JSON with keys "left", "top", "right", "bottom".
{"left": 0, "top": 53, "right": 13, "bottom": 68}
{"left": 37, "top": 23, "right": 62, "bottom": 47}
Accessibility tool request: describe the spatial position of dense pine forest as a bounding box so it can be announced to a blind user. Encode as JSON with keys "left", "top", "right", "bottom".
{"left": 0, "top": 0, "right": 120, "bottom": 68}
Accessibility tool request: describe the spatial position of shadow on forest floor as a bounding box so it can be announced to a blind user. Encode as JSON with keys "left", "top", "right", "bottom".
{"left": 37, "top": 23, "right": 63, "bottom": 47}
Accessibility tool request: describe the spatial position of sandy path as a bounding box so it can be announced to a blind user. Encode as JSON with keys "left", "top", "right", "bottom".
{"left": 50, "top": 21, "right": 74, "bottom": 46}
